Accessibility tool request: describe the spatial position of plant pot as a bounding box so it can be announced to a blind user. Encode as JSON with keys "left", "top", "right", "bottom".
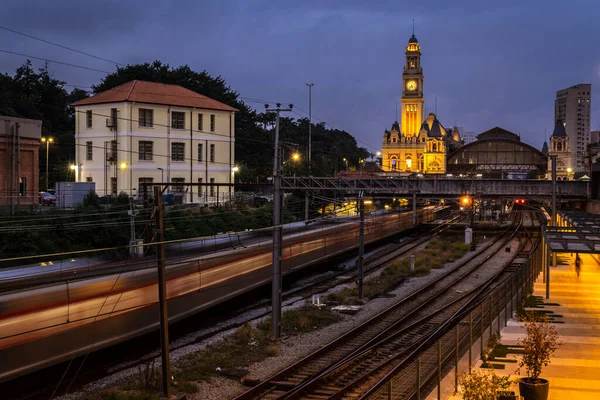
{"left": 519, "top": 377, "right": 549, "bottom": 400}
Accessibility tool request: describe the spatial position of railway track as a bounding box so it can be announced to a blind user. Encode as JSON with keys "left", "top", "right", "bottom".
{"left": 5, "top": 212, "right": 458, "bottom": 400}
{"left": 235, "top": 212, "right": 524, "bottom": 400}
{"left": 356, "top": 209, "right": 543, "bottom": 400}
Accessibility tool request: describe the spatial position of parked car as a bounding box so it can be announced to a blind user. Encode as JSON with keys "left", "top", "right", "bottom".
{"left": 40, "top": 192, "right": 56, "bottom": 205}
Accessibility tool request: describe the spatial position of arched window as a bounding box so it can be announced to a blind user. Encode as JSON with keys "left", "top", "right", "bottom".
{"left": 429, "top": 161, "right": 440, "bottom": 171}
{"left": 418, "top": 155, "right": 424, "bottom": 170}
{"left": 432, "top": 142, "right": 438, "bottom": 152}
{"left": 557, "top": 142, "right": 562, "bottom": 151}
{"left": 406, "top": 155, "right": 412, "bottom": 170}
{"left": 393, "top": 137, "right": 397, "bottom": 143}
{"left": 391, "top": 157, "right": 398, "bottom": 170}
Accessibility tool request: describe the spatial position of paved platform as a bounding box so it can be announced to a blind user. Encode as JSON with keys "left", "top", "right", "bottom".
{"left": 445, "top": 252, "right": 600, "bottom": 399}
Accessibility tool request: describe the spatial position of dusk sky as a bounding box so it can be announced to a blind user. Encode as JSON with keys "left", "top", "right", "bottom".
{"left": 1, "top": 0, "right": 599, "bottom": 154}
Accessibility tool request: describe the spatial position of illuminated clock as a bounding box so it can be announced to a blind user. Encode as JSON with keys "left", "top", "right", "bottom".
{"left": 406, "top": 80, "right": 417, "bottom": 91}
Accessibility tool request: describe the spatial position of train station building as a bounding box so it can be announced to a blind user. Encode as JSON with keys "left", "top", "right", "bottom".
{"left": 380, "top": 33, "right": 462, "bottom": 174}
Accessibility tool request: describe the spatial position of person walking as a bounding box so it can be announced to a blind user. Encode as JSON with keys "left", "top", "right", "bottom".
{"left": 575, "top": 254, "right": 581, "bottom": 278}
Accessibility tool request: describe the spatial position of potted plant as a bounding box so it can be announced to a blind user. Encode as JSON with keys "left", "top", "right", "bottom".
{"left": 517, "top": 312, "right": 562, "bottom": 400}
{"left": 459, "top": 369, "right": 512, "bottom": 400}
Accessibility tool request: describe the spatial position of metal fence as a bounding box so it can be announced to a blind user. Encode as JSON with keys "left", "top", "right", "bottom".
{"left": 363, "top": 234, "right": 542, "bottom": 399}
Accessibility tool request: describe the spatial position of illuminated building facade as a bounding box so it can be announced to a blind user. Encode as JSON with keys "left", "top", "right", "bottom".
{"left": 381, "top": 34, "right": 461, "bottom": 174}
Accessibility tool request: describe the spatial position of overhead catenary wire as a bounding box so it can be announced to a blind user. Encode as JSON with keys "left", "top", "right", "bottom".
{"left": 0, "top": 24, "right": 125, "bottom": 66}
{"left": 0, "top": 49, "right": 113, "bottom": 74}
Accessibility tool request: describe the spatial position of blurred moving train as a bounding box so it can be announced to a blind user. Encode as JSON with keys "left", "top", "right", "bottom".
{"left": 0, "top": 206, "right": 448, "bottom": 382}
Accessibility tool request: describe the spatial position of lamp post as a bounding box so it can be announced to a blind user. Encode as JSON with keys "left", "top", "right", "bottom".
{"left": 41, "top": 137, "right": 53, "bottom": 191}
{"left": 376, "top": 151, "right": 381, "bottom": 168}
{"left": 343, "top": 157, "right": 348, "bottom": 172}
{"left": 157, "top": 167, "right": 164, "bottom": 183}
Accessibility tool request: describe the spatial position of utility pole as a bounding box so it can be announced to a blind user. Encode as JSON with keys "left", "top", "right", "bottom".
{"left": 358, "top": 191, "right": 365, "bottom": 299}
{"left": 154, "top": 186, "right": 171, "bottom": 397}
{"left": 305, "top": 83, "right": 314, "bottom": 224}
{"left": 306, "top": 83, "right": 313, "bottom": 173}
{"left": 548, "top": 155, "right": 557, "bottom": 299}
{"left": 265, "top": 103, "right": 293, "bottom": 339}
{"left": 129, "top": 195, "right": 136, "bottom": 256}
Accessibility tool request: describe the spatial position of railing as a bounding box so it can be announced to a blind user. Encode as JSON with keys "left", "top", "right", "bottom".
{"left": 362, "top": 229, "right": 542, "bottom": 399}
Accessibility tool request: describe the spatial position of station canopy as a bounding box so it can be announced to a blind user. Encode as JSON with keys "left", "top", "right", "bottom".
{"left": 447, "top": 127, "right": 547, "bottom": 177}
{"left": 544, "top": 211, "right": 600, "bottom": 253}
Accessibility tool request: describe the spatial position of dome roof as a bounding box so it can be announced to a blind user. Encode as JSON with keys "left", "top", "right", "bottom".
{"left": 408, "top": 34, "right": 418, "bottom": 43}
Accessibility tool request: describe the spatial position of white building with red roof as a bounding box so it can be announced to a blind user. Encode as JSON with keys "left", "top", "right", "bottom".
{"left": 72, "top": 80, "right": 237, "bottom": 202}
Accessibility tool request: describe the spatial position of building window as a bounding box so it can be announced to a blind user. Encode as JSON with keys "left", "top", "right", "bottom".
{"left": 106, "top": 140, "right": 118, "bottom": 163}
{"left": 138, "top": 177, "right": 154, "bottom": 197}
{"left": 198, "top": 177, "right": 203, "bottom": 197}
{"left": 406, "top": 157, "right": 412, "bottom": 170}
{"left": 210, "top": 115, "right": 215, "bottom": 132}
{"left": 391, "top": 159, "right": 397, "bottom": 170}
{"left": 198, "top": 113, "right": 204, "bottom": 131}
{"left": 19, "top": 177, "right": 26, "bottom": 196}
{"left": 111, "top": 177, "right": 117, "bottom": 195}
{"left": 139, "top": 108, "right": 153, "bottom": 127}
{"left": 171, "top": 142, "right": 185, "bottom": 161}
{"left": 171, "top": 177, "right": 185, "bottom": 193}
{"left": 171, "top": 111, "right": 185, "bottom": 129}
{"left": 111, "top": 108, "right": 118, "bottom": 128}
{"left": 86, "top": 110, "right": 93, "bottom": 128}
{"left": 198, "top": 143, "right": 203, "bottom": 162}
{"left": 210, "top": 144, "right": 215, "bottom": 162}
{"left": 86, "top": 177, "right": 93, "bottom": 182}
{"left": 139, "top": 141, "right": 153, "bottom": 161}
{"left": 210, "top": 177, "right": 215, "bottom": 197}
{"left": 86, "top": 141, "right": 93, "bottom": 161}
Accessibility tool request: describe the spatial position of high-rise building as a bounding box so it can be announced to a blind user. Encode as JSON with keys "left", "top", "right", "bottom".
{"left": 461, "top": 131, "right": 476, "bottom": 144}
{"left": 554, "top": 84, "right": 591, "bottom": 172}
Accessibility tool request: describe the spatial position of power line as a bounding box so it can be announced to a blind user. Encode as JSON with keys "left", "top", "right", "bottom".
{"left": 0, "top": 25, "right": 124, "bottom": 66}
{"left": 0, "top": 49, "right": 113, "bottom": 73}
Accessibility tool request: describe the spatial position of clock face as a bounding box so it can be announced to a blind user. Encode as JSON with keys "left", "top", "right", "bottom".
{"left": 406, "top": 80, "right": 417, "bottom": 91}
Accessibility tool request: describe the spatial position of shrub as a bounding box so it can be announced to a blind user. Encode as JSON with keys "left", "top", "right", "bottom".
{"left": 517, "top": 312, "right": 562, "bottom": 382}
{"left": 459, "top": 369, "right": 511, "bottom": 400}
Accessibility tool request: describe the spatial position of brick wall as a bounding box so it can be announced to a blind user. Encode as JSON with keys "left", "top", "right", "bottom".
{"left": 0, "top": 137, "right": 40, "bottom": 206}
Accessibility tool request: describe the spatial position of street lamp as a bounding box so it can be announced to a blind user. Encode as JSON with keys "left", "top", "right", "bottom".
{"left": 41, "top": 137, "right": 53, "bottom": 191}
{"left": 232, "top": 166, "right": 239, "bottom": 172}
{"left": 292, "top": 152, "right": 300, "bottom": 162}
{"left": 343, "top": 157, "right": 348, "bottom": 172}
{"left": 359, "top": 158, "right": 365, "bottom": 173}
{"left": 120, "top": 162, "right": 128, "bottom": 171}
{"left": 157, "top": 167, "right": 164, "bottom": 183}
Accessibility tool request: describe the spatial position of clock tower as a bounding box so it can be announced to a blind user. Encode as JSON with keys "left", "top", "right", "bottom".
{"left": 401, "top": 34, "right": 424, "bottom": 137}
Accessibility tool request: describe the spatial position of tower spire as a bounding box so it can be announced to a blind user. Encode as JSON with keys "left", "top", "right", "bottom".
{"left": 412, "top": 18, "right": 414, "bottom": 35}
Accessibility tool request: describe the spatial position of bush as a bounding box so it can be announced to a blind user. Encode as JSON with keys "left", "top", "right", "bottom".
{"left": 459, "top": 369, "right": 511, "bottom": 400}
{"left": 517, "top": 312, "right": 562, "bottom": 382}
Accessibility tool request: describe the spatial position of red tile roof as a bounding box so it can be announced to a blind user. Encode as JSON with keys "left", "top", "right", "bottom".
{"left": 72, "top": 80, "right": 238, "bottom": 112}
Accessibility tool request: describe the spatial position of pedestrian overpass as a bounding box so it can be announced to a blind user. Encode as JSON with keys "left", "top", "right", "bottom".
{"left": 280, "top": 177, "right": 588, "bottom": 199}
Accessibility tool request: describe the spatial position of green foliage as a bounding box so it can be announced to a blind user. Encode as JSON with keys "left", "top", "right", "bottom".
{"left": 83, "top": 189, "right": 101, "bottom": 209}
{"left": 257, "top": 305, "right": 341, "bottom": 334}
{"left": 176, "top": 323, "right": 277, "bottom": 383}
{"left": 517, "top": 312, "right": 562, "bottom": 381}
{"left": 0, "top": 61, "right": 88, "bottom": 189}
{"left": 459, "top": 369, "right": 512, "bottom": 400}
{"left": 94, "top": 61, "right": 370, "bottom": 180}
